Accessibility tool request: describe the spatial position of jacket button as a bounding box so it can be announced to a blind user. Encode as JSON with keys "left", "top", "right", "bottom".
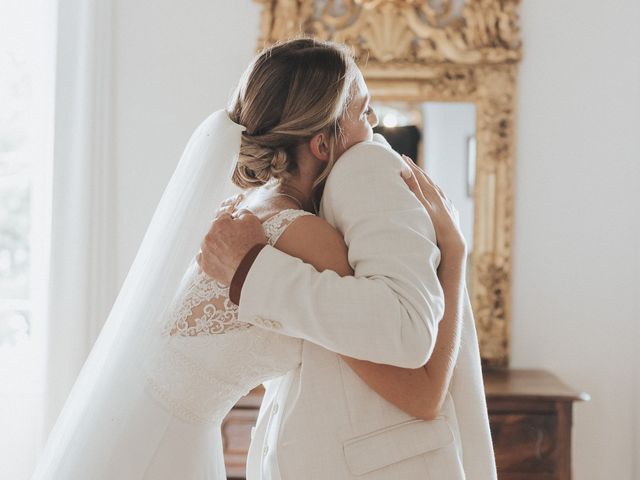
{"left": 263, "top": 444, "right": 269, "bottom": 456}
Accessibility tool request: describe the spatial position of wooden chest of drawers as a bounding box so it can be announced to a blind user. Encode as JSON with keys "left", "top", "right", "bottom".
{"left": 485, "top": 369, "right": 588, "bottom": 480}
{"left": 222, "top": 369, "right": 588, "bottom": 479}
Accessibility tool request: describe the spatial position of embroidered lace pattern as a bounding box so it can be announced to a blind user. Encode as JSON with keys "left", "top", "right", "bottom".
{"left": 262, "top": 209, "right": 314, "bottom": 247}
{"left": 145, "top": 207, "right": 311, "bottom": 424}
{"left": 165, "top": 209, "right": 313, "bottom": 337}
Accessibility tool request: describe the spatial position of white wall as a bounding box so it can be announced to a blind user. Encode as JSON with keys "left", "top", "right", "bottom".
{"left": 112, "top": 0, "right": 262, "bottom": 278}
{"left": 109, "top": 1, "right": 640, "bottom": 478}
{"left": 511, "top": 1, "right": 640, "bottom": 479}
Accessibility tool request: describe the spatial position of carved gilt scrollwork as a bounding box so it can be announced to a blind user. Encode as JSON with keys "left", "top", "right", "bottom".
{"left": 255, "top": 0, "right": 522, "bottom": 367}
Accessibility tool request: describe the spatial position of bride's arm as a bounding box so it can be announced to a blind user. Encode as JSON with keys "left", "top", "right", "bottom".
{"left": 274, "top": 213, "right": 465, "bottom": 421}
{"left": 341, "top": 250, "right": 465, "bottom": 421}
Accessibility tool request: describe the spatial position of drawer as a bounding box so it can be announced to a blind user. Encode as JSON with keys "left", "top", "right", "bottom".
{"left": 222, "top": 408, "right": 259, "bottom": 478}
{"left": 489, "top": 413, "right": 557, "bottom": 475}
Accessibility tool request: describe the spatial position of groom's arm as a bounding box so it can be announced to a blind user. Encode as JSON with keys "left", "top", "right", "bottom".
{"left": 232, "top": 142, "right": 444, "bottom": 369}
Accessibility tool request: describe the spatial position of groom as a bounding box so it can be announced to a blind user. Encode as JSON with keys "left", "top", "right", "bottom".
{"left": 200, "top": 137, "right": 496, "bottom": 479}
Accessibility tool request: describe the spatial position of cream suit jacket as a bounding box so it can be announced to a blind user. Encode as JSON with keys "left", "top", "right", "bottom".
{"left": 240, "top": 139, "right": 497, "bottom": 479}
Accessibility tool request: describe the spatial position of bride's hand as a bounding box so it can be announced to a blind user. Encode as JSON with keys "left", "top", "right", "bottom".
{"left": 399, "top": 155, "right": 466, "bottom": 257}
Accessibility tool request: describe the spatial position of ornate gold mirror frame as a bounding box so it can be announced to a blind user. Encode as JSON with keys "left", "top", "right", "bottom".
{"left": 255, "top": 0, "right": 522, "bottom": 367}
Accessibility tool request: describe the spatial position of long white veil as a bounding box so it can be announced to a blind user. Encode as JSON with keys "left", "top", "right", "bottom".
{"left": 32, "top": 109, "right": 245, "bottom": 478}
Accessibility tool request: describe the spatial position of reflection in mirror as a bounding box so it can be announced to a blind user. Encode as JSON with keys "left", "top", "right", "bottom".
{"left": 372, "top": 101, "right": 476, "bottom": 287}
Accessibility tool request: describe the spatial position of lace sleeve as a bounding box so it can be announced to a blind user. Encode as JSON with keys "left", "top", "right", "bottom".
{"left": 262, "top": 209, "right": 316, "bottom": 245}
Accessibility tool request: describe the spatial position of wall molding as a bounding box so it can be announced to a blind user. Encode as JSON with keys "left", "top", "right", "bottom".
{"left": 46, "top": 0, "right": 116, "bottom": 431}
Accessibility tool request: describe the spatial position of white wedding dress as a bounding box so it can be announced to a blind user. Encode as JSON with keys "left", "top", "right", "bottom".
{"left": 102, "top": 208, "right": 310, "bottom": 479}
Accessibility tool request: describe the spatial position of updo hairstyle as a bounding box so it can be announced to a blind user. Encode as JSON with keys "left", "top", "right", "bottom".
{"left": 227, "top": 38, "right": 358, "bottom": 198}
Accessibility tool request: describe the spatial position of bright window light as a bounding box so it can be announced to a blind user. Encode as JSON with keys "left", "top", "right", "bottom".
{"left": 0, "top": 0, "right": 55, "bottom": 478}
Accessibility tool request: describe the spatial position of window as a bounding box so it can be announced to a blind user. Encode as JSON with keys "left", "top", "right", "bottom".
{"left": 0, "top": 0, "right": 54, "bottom": 477}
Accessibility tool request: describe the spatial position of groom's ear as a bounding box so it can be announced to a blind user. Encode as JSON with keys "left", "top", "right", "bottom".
{"left": 309, "top": 132, "right": 331, "bottom": 162}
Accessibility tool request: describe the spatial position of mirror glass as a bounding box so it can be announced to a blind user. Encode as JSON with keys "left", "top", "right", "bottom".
{"left": 371, "top": 101, "right": 477, "bottom": 287}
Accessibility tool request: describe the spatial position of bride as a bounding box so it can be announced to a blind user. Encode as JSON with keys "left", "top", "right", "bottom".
{"left": 32, "top": 38, "right": 467, "bottom": 479}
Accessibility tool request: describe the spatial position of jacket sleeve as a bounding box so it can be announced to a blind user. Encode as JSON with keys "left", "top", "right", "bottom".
{"left": 237, "top": 141, "right": 444, "bottom": 368}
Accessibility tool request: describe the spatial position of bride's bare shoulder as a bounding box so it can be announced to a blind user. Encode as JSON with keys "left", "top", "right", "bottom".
{"left": 218, "top": 188, "right": 351, "bottom": 274}
{"left": 274, "top": 215, "right": 352, "bottom": 276}
{"left": 232, "top": 187, "right": 302, "bottom": 222}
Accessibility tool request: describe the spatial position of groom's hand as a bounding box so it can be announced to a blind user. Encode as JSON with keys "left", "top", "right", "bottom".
{"left": 198, "top": 207, "right": 267, "bottom": 287}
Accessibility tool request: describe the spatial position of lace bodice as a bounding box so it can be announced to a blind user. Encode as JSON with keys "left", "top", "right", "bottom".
{"left": 165, "top": 209, "right": 311, "bottom": 337}
{"left": 145, "top": 208, "right": 313, "bottom": 424}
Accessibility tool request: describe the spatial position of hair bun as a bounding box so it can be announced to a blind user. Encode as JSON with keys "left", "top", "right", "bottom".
{"left": 270, "top": 147, "right": 289, "bottom": 176}
{"left": 232, "top": 136, "right": 292, "bottom": 189}
{"left": 227, "top": 38, "right": 357, "bottom": 192}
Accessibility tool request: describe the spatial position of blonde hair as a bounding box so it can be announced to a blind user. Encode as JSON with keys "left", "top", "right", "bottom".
{"left": 227, "top": 38, "right": 358, "bottom": 208}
